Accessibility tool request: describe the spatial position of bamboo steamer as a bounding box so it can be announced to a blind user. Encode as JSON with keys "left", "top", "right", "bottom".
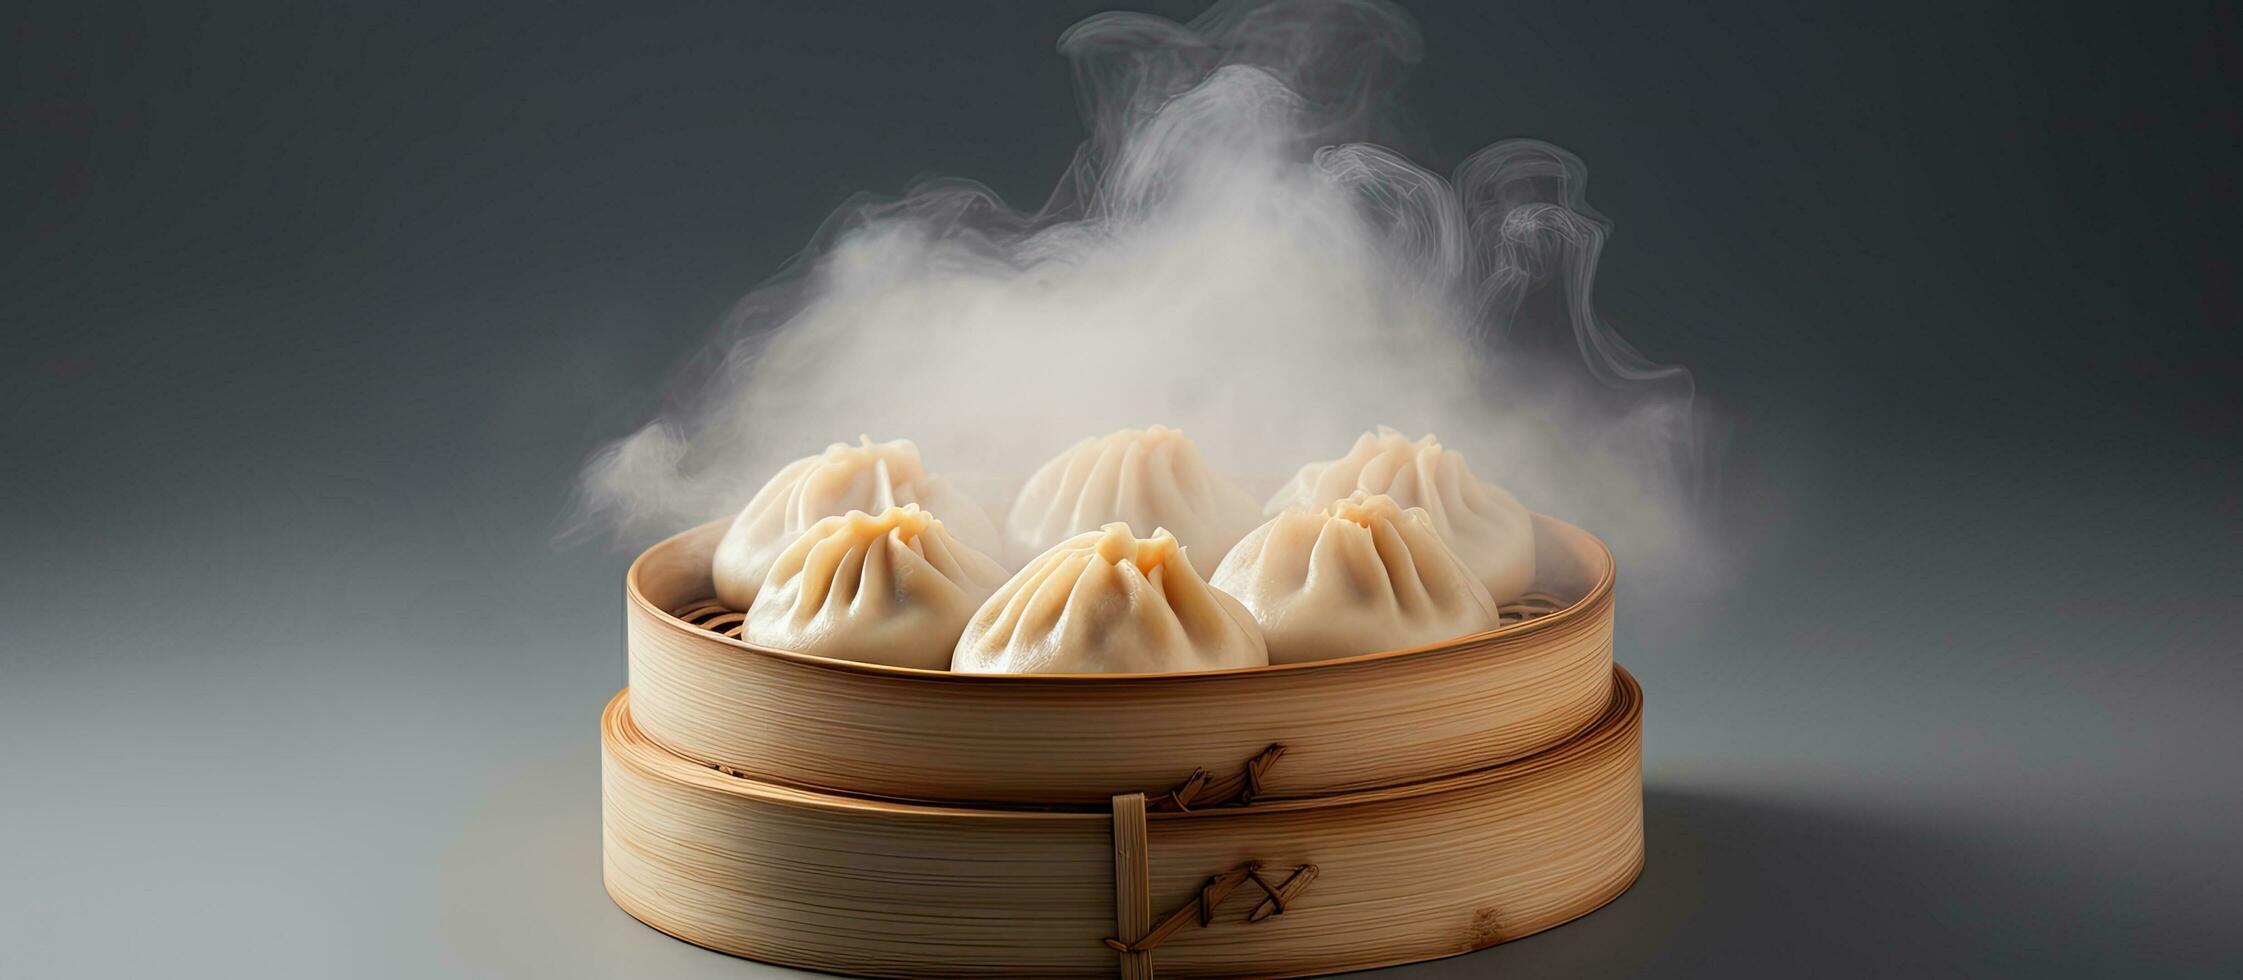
{"left": 602, "top": 667, "right": 1643, "bottom": 978}
{"left": 624, "top": 513, "right": 1616, "bottom": 806}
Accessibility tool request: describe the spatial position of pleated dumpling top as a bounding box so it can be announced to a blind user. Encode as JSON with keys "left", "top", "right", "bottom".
{"left": 952, "top": 523, "right": 1268, "bottom": 675}
{"left": 1214, "top": 492, "right": 1500, "bottom": 664}
{"left": 712, "top": 436, "right": 1000, "bottom": 610}
{"left": 1266, "top": 427, "right": 1535, "bottom": 603}
{"left": 742, "top": 505, "right": 1009, "bottom": 670}
{"left": 1005, "top": 425, "right": 1261, "bottom": 574}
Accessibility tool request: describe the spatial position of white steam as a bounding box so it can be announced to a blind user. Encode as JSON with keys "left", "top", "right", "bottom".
{"left": 577, "top": 0, "right": 1719, "bottom": 588}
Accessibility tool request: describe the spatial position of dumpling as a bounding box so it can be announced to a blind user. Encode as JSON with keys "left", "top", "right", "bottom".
{"left": 1213, "top": 493, "right": 1500, "bottom": 664}
{"left": 742, "top": 505, "right": 1009, "bottom": 670}
{"left": 712, "top": 436, "right": 1000, "bottom": 610}
{"left": 952, "top": 523, "right": 1268, "bottom": 675}
{"left": 1266, "top": 427, "right": 1535, "bottom": 602}
{"left": 1005, "top": 425, "right": 1261, "bottom": 573}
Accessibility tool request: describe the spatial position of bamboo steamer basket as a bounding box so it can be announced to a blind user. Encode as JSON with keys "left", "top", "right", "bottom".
{"left": 624, "top": 513, "right": 1616, "bottom": 806}
{"left": 602, "top": 668, "right": 1643, "bottom": 978}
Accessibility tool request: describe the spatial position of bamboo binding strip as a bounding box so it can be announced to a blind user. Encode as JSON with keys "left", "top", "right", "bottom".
{"left": 601, "top": 668, "right": 1644, "bottom": 978}
{"left": 1113, "top": 793, "right": 1154, "bottom": 980}
{"left": 624, "top": 513, "right": 1618, "bottom": 807}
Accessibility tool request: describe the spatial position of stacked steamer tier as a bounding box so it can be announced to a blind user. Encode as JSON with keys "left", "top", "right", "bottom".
{"left": 604, "top": 514, "right": 1642, "bottom": 978}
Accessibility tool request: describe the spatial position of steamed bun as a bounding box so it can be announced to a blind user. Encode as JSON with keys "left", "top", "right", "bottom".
{"left": 711, "top": 436, "right": 1000, "bottom": 610}
{"left": 1214, "top": 493, "right": 1500, "bottom": 664}
{"left": 1005, "top": 425, "right": 1260, "bottom": 573}
{"left": 741, "top": 505, "right": 1008, "bottom": 670}
{"left": 1266, "top": 427, "right": 1535, "bottom": 602}
{"left": 953, "top": 523, "right": 1267, "bottom": 675}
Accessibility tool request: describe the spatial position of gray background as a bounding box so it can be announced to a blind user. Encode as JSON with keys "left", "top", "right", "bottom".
{"left": 5, "top": 1, "right": 2238, "bottom": 977}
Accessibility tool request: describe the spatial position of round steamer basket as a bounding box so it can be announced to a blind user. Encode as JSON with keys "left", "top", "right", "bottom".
{"left": 602, "top": 669, "right": 1643, "bottom": 978}
{"left": 624, "top": 513, "right": 1616, "bottom": 806}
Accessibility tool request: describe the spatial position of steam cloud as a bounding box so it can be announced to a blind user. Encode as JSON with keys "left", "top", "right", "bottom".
{"left": 578, "top": 0, "right": 1720, "bottom": 591}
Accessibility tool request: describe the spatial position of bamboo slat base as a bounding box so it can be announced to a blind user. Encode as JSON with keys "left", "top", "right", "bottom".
{"left": 624, "top": 513, "right": 1618, "bottom": 807}
{"left": 602, "top": 669, "right": 1644, "bottom": 978}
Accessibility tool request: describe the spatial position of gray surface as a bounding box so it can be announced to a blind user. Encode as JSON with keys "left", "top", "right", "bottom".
{"left": 5, "top": 2, "right": 2238, "bottom": 977}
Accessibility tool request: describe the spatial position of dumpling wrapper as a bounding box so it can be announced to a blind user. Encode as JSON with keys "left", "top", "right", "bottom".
{"left": 712, "top": 436, "right": 1001, "bottom": 610}
{"left": 1213, "top": 493, "right": 1500, "bottom": 664}
{"left": 952, "top": 523, "right": 1268, "bottom": 675}
{"left": 1265, "top": 427, "right": 1535, "bottom": 603}
{"left": 742, "top": 505, "right": 1009, "bottom": 670}
{"left": 1006, "top": 425, "right": 1261, "bottom": 573}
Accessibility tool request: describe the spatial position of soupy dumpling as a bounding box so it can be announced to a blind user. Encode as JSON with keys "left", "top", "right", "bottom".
{"left": 742, "top": 505, "right": 1009, "bottom": 670}
{"left": 953, "top": 523, "right": 1268, "bottom": 675}
{"left": 1006, "top": 425, "right": 1261, "bottom": 573}
{"left": 1213, "top": 493, "right": 1501, "bottom": 664}
{"left": 712, "top": 436, "right": 1000, "bottom": 610}
{"left": 1265, "top": 427, "right": 1535, "bottom": 602}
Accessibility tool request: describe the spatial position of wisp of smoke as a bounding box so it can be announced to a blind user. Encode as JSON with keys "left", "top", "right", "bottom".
{"left": 576, "top": 0, "right": 1721, "bottom": 593}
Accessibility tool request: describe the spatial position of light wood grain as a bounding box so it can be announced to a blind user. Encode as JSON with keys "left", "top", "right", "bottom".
{"left": 625, "top": 513, "right": 1617, "bottom": 806}
{"left": 602, "top": 669, "right": 1644, "bottom": 978}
